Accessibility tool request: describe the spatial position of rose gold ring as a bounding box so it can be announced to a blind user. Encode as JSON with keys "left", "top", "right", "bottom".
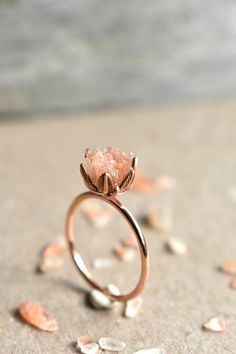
{"left": 65, "top": 147, "right": 149, "bottom": 302}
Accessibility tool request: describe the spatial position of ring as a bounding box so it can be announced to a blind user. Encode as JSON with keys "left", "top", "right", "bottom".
{"left": 65, "top": 147, "right": 149, "bottom": 302}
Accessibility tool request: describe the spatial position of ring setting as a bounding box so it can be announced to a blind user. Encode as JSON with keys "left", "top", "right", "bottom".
{"left": 80, "top": 147, "right": 137, "bottom": 197}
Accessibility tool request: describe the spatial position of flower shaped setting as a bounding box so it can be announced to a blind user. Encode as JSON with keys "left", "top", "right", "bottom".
{"left": 80, "top": 147, "right": 137, "bottom": 196}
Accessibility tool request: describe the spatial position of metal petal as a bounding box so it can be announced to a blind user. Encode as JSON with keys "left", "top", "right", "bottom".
{"left": 97, "top": 172, "right": 114, "bottom": 195}
{"left": 132, "top": 157, "right": 138, "bottom": 169}
{"left": 119, "top": 168, "right": 135, "bottom": 192}
{"left": 80, "top": 164, "right": 98, "bottom": 192}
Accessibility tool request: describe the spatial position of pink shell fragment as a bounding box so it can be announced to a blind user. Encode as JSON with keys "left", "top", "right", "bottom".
{"left": 19, "top": 301, "right": 58, "bottom": 332}
{"left": 132, "top": 173, "right": 155, "bottom": 193}
{"left": 221, "top": 261, "right": 236, "bottom": 274}
{"left": 39, "top": 238, "right": 67, "bottom": 273}
{"left": 229, "top": 275, "right": 236, "bottom": 289}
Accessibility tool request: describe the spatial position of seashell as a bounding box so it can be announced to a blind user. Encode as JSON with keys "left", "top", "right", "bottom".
{"left": 88, "top": 284, "right": 120, "bottom": 309}
{"left": 165, "top": 237, "right": 187, "bottom": 256}
{"left": 19, "top": 301, "right": 58, "bottom": 332}
{"left": 203, "top": 315, "right": 227, "bottom": 332}
{"left": 132, "top": 349, "right": 165, "bottom": 354}
{"left": 98, "top": 337, "right": 125, "bottom": 352}
{"left": 124, "top": 297, "right": 143, "bottom": 318}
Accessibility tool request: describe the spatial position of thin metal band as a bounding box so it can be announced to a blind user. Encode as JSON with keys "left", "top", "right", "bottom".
{"left": 65, "top": 191, "right": 149, "bottom": 302}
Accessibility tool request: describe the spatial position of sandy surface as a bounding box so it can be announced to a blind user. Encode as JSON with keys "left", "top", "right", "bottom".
{"left": 0, "top": 101, "right": 236, "bottom": 353}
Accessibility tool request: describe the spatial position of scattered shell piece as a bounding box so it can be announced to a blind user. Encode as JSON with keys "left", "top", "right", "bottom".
{"left": 165, "top": 237, "right": 187, "bottom": 256}
{"left": 220, "top": 261, "right": 236, "bottom": 275}
{"left": 19, "top": 301, "right": 58, "bottom": 332}
{"left": 80, "top": 343, "right": 99, "bottom": 354}
{"left": 88, "top": 284, "right": 120, "bottom": 309}
{"left": 39, "top": 256, "right": 65, "bottom": 273}
{"left": 77, "top": 336, "right": 92, "bottom": 348}
{"left": 42, "top": 237, "right": 67, "bottom": 258}
{"left": 98, "top": 337, "right": 125, "bottom": 352}
{"left": 113, "top": 243, "right": 136, "bottom": 262}
{"left": 106, "top": 284, "right": 120, "bottom": 296}
{"left": 82, "top": 200, "right": 111, "bottom": 227}
{"left": 120, "top": 234, "right": 138, "bottom": 249}
{"left": 92, "top": 257, "right": 112, "bottom": 269}
{"left": 146, "top": 208, "right": 172, "bottom": 232}
{"left": 132, "top": 349, "right": 165, "bottom": 354}
{"left": 229, "top": 275, "right": 236, "bottom": 289}
{"left": 133, "top": 173, "right": 177, "bottom": 194}
{"left": 89, "top": 290, "right": 112, "bottom": 309}
{"left": 155, "top": 175, "right": 177, "bottom": 192}
{"left": 76, "top": 337, "right": 99, "bottom": 354}
{"left": 132, "top": 173, "right": 156, "bottom": 193}
{"left": 124, "top": 297, "right": 143, "bottom": 318}
{"left": 203, "top": 315, "right": 227, "bottom": 332}
{"left": 39, "top": 237, "right": 67, "bottom": 273}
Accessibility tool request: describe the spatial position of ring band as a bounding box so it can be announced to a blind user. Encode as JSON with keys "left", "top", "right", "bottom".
{"left": 65, "top": 147, "right": 149, "bottom": 302}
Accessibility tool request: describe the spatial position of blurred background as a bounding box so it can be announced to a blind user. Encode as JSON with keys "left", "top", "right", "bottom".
{"left": 1, "top": 0, "right": 236, "bottom": 119}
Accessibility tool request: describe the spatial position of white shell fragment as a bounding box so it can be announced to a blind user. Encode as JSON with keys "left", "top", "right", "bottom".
{"left": 88, "top": 284, "right": 120, "bottom": 309}
{"left": 98, "top": 337, "right": 125, "bottom": 352}
{"left": 124, "top": 297, "right": 143, "bottom": 318}
{"left": 76, "top": 336, "right": 99, "bottom": 354}
{"left": 92, "top": 257, "right": 112, "bottom": 269}
{"left": 203, "top": 315, "right": 227, "bottom": 332}
{"left": 80, "top": 343, "right": 99, "bottom": 354}
{"left": 165, "top": 237, "right": 187, "bottom": 256}
{"left": 132, "top": 349, "right": 165, "bottom": 354}
{"left": 107, "top": 284, "right": 120, "bottom": 296}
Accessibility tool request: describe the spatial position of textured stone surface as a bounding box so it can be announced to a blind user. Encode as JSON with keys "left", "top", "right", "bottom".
{"left": 1, "top": 1, "right": 236, "bottom": 116}
{"left": 0, "top": 101, "right": 236, "bottom": 353}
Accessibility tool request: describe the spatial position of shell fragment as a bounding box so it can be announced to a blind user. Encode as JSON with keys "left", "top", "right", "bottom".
{"left": 76, "top": 336, "right": 99, "bottom": 354}
{"left": 230, "top": 275, "right": 236, "bottom": 289}
{"left": 92, "top": 257, "right": 112, "bottom": 269}
{"left": 221, "top": 261, "right": 236, "bottom": 275}
{"left": 203, "top": 315, "right": 227, "bottom": 332}
{"left": 124, "top": 297, "right": 143, "bottom": 318}
{"left": 98, "top": 337, "right": 125, "bottom": 352}
{"left": 19, "top": 301, "right": 58, "bottom": 332}
{"left": 132, "top": 349, "right": 165, "bottom": 354}
{"left": 165, "top": 237, "right": 187, "bottom": 256}
{"left": 88, "top": 284, "right": 120, "bottom": 309}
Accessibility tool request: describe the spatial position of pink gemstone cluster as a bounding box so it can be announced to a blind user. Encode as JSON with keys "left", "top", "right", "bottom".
{"left": 80, "top": 147, "right": 137, "bottom": 196}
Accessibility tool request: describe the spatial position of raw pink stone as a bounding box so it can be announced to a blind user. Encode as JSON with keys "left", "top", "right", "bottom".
{"left": 83, "top": 147, "right": 133, "bottom": 186}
